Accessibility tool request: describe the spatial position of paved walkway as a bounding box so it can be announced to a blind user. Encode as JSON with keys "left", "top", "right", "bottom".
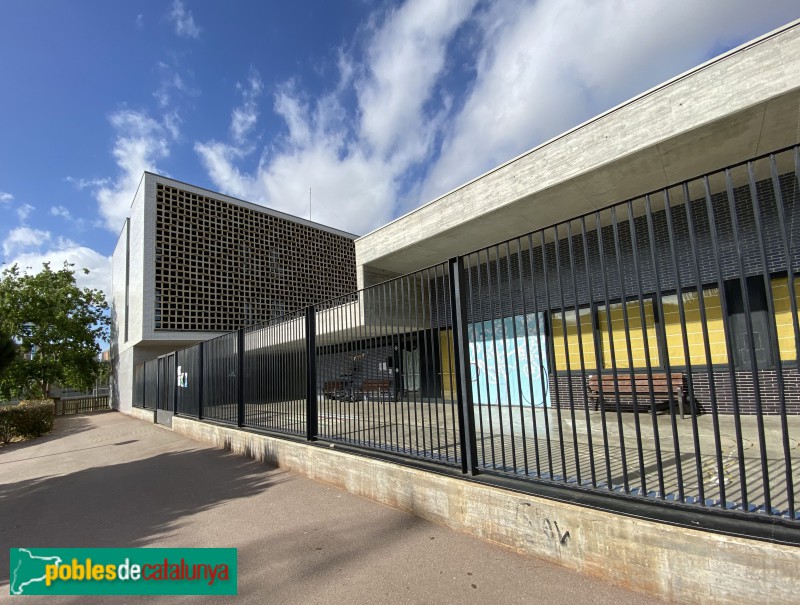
{"left": 0, "top": 412, "right": 663, "bottom": 604}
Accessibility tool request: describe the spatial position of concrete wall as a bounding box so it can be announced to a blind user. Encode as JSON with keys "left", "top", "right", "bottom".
{"left": 112, "top": 346, "right": 134, "bottom": 412}
{"left": 126, "top": 179, "right": 147, "bottom": 349}
{"left": 110, "top": 218, "right": 128, "bottom": 359}
{"left": 166, "top": 415, "right": 800, "bottom": 605}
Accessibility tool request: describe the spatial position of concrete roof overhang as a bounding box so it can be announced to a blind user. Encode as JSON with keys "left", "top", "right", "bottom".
{"left": 355, "top": 20, "right": 800, "bottom": 283}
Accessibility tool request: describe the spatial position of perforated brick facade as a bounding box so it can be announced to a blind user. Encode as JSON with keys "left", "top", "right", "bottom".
{"left": 153, "top": 182, "right": 356, "bottom": 332}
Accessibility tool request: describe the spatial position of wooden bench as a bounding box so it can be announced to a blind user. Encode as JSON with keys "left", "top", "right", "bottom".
{"left": 587, "top": 373, "right": 689, "bottom": 419}
{"left": 360, "top": 379, "right": 393, "bottom": 401}
{"left": 323, "top": 381, "right": 346, "bottom": 400}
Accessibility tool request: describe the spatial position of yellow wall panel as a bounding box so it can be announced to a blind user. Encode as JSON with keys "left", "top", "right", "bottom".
{"left": 772, "top": 277, "right": 799, "bottom": 361}
{"left": 551, "top": 308, "right": 597, "bottom": 371}
{"left": 598, "top": 300, "right": 659, "bottom": 370}
{"left": 662, "top": 289, "right": 728, "bottom": 366}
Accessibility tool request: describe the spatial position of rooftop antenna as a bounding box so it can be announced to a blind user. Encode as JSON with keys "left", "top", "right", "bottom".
{"left": 309, "top": 187, "right": 312, "bottom": 221}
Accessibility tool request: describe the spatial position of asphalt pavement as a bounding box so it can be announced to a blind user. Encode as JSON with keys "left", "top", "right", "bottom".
{"left": 0, "top": 412, "right": 664, "bottom": 604}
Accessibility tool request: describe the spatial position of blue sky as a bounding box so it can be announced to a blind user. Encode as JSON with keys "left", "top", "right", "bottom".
{"left": 1, "top": 0, "right": 798, "bottom": 301}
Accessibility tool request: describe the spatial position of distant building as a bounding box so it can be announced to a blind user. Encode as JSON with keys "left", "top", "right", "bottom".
{"left": 111, "top": 173, "right": 357, "bottom": 411}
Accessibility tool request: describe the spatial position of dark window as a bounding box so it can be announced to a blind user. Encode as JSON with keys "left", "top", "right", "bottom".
{"left": 724, "top": 276, "right": 773, "bottom": 370}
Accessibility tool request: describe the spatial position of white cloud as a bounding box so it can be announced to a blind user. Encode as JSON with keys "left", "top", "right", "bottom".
{"left": 136, "top": 14, "right": 144, "bottom": 28}
{"left": 196, "top": 0, "right": 798, "bottom": 235}
{"left": 356, "top": 0, "right": 476, "bottom": 165}
{"left": 170, "top": 0, "right": 201, "bottom": 39}
{"left": 3, "top": 239, "right": 112, "bottom": 298}
{"left": 16, "top": 203, "right": 34, "bottom": 223}
{"left": 65, "top": 176, "right": 111, "bottom": 190}
{"left": 50, "top": 205, "right": 71, "bottom": 219}
{"left": 196, "top": 0, "right": 478, "bottom": 235}
{"left": 421, "top": 0, "right": 800, "bottom": 201}
{"left": 0, "top": 191, "right": 13, "bottom": 204}
{"left": 231, "top": 69, "right": 263, "bottom": 145}
{"left": 154, "top": 62, "right": 200, "bottom": 109}
{"left": 2, "top": 227, "right": 51, "bottom": 257}
{"left": 92, "top": 109, "right": 172, "bottom": 231}
{"left": 50, "top": 205, "right": 87, "bottom": 230}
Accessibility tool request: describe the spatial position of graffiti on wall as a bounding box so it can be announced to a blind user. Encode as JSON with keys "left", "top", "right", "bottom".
{"left": 468, "top": 313, "right": 549, "bottom": 407}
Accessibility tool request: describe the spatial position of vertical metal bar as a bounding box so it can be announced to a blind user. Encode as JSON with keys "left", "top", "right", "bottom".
{"left": 516, "top": 242, "right": 539, "bottom": 477}
{"left": 475, "top": 250, "right": 492, "bottom": 468}
{"left": 237, "top": 329, "right": 245, "bottom": 428}
{"left": 383, "top": 279, "right": 394, "bottom": 451}
{"left": 595, "top": 209, "right": 629, "bottom": 492}
{"left": 645, "top": 192, "right": 685, "bottom": 502}
{"left": 507, "top": 240, "right": 530, "bottom": 476}
{"left": 525, "top": 233, "right": 547, "bottom": 478}
{"left": 703, "top": 175, "right": 744, "bottom": 510}
{"left": 579, "top": 216, "right": 605, "bottom": 487}
{"left": 411, "top": 271, "right": 424, "bottom": 457}
{"left": 306, "top": 305, "right": 318, "bottom": 441}
{"left": 380, "top": 280, "right": 390, "bottom": 449}
{"left": 320, "top": 302, "right": 330, "bottom": 439}
{"left": 628, "top": 198, "right": 665, "bottom": 498}
{"left": 419, "top": 270, "right": 434, "bottom": 457}
{"left": 335, "top": 293, "right": 344, "bottom": 442}
{"left": 486, "top": 246, "right": 508, "bottom": 469}
{"left": 540, "top": 228, "right": 566, "bottom": 479}
{"left": 611, "top": 205, "right": 647, "bottom": 496}
{"left": 446, "top": 263, "right": 461, "bottom": 464}
{"left": 347, "top": 284, "right": 359, "bottom": 446}
{"left": 363, "top": 288, "right": 373, "bottom": 447}
{"left": 174, "top": 351, "right": 179, "bottom": 416}
{"left": 770, "top": 152, "right": 798, "bottom": 518}
{"left": 405, "top": 274, "right": 418, "bottom": 454}
{"left": 449, "top": 256, "right": 478, "bottom": 475}
{"left": 198, "top": 341, "right": 204, "bottom": 420}
{"left": 432, "top": 264, "right": 452, "bottom": 461}
{"left": 554, "top": 223, "right": 581, "bottom": 483}
{"left": 496, "top": 244, "right": 517, "bottom": 472}
{"left": 425, "top": 267, "right": 442, "bottom": 459}
{"left": 567, "top": 219, "right": 595, "bottom": 486}
{"left": 680, "top": 182, "right": 719, "bottom": 506}
{"left": 726, "top": 167, "right": 771, "bottom": 511}
{"left": 393, "top": 276, "right": 405, "bottom": 453}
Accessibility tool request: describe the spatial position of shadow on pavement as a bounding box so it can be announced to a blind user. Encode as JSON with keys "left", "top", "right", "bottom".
{"left": 0, "top": 444, "right": 293, "bottom": 587}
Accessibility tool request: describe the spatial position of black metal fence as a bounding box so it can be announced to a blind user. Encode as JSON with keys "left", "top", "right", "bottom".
{"left": 133, "top": 146, "right": 800, "bottom": 533}
{"left": 315, "top": 264, "right": 461, "bottom": 463}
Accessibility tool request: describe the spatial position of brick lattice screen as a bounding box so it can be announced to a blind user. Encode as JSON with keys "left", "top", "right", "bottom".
{"left": 154, "top": 184, "right": 356, "bottom": 332}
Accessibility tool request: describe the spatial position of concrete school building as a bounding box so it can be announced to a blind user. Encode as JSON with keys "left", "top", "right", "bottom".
{"left": 349, "top": 20, "right": 800, "bottom": 418}
{"left": 108, "top": 20, "right": 800, "bottom": 604}
{"left": 111, "top": 21, "right": 800, "bottom": 418}
{"left": 110, "top": 173, "right": 358, "bottom": 413}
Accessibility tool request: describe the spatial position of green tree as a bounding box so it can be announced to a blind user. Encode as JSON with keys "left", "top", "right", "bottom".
{"left": 0, "top": 331, "right": 17, "bottom": 376}
{"left": 0, "top": 262, "right": 109, "bottom": 399}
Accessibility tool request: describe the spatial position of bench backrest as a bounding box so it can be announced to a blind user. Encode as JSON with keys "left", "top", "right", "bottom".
{"left": 361, "top": 379, "right": 391, "bottom": 391}
{"left": 587, "top": 373, "right": 684, "bottom": 396}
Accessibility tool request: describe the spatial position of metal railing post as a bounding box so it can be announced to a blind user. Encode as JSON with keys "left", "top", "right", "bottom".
{"left": 305, "top": 305, "right": 318, "bottom": 441}
{"left": 198, "top": 342, "right": 204, "bottom": 420}
{"left": 449, "top": 256, "right": 478, "bottom": 475}
{"left": 237, "top": 328, "right": 245, "bottom": 428}
{"left": 173, "top": 352, "right": 179, "bottom": 416}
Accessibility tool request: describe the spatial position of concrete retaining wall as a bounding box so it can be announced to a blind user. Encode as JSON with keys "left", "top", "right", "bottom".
{"left": 167, "top": 415, "right": 799, "bottom": 604}
{"left": 125, "top": 406, "right": 156, "bottom": 423}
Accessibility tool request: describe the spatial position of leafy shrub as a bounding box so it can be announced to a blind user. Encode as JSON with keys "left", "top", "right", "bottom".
{"left": 0, "top": 408, "right": 13, "bottom": 444}
{"left": 0, "top": 399, "right": 55, "bottom": 443}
